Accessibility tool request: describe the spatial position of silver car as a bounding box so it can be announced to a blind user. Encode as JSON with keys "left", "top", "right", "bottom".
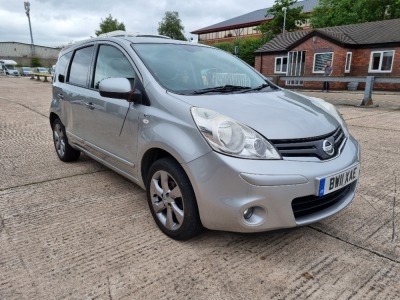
{"left": 36, "top": 67, "right": 49, "bottom": 74}
{"left": 50, "top": 32, "right": 360, "bottom": 240}
{"left": 20, "top": 66, "right": 33, "bottom": 76}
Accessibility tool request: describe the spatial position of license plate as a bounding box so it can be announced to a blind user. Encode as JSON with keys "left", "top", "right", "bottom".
{"left": 318, "top": 164, "right": 359, "bottom": 197}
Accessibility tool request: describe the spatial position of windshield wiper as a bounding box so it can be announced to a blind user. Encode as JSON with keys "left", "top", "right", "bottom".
{"left": 193, "top": 85, "right": 251, "bottom": 95}
{"left": 238, "top": 83, "right": 270, "bottom": 93}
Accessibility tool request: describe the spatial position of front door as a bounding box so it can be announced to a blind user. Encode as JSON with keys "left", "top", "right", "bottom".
{"left": 84, "top": 44, "right": 140, "bottom": 178}
{"left": 286, "top": 51, "right": 306, "bottom": 86}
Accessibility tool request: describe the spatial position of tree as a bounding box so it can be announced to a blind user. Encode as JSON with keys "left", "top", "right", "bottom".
{"left": 310, "top": 0, "right": 400, "bottom": 28}
{"left": 257, "top": 0, "right": 308, "bottom": 40}
{"left": 95, "top": 14, "right": 126, "bottom": 36}
{"left": 158, "top": 11, "right": 186, "bottom": 40}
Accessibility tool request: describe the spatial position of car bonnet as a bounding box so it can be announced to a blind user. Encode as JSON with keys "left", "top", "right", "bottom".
{"left": 170, "top": 89, "right": 339, "bottom": 140}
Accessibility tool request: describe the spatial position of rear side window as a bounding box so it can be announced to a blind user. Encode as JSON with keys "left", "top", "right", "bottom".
{"left": 68, "top": 46, "right": 94, "bottom": 87}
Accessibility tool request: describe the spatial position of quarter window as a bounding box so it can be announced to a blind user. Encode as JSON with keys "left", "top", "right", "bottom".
{"left": 369, "top": 50, "right": 394, "bottom": 72}
{"left": 313, "top": 52, "right": 333, "bottom": 73}
{"left": 345, "top": 52, "right": 352, "bottom": 73}
{"left": 68, "top": 46, "right": 94, "bottom": 87}
{"left": 56, "top": 51, "right": 72, "bottom": 82}
{"left": 275, "top": 56, "right": 288, "bottom": 74}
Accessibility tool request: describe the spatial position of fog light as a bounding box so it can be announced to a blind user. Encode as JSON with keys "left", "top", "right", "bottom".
{"left": 243, "top": 207, "right": 254, "bottom": 220}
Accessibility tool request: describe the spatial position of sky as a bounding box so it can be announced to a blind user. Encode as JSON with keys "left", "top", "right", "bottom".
{"left": 0, "top": 0, "right": 275, "bottom": 48}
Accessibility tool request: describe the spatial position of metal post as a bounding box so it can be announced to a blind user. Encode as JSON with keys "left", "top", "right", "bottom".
{"left": 362, "top": 76, "right": 374, "bottom": 106}
{"left": 24, "top": 2, "right": 35, "bottom": 57}
{"left": 282, "top": 7, "right": 287, "bottom": 33}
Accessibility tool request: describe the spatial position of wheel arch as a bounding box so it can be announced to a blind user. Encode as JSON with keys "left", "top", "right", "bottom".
{"left": 140, "top": 148, "right": 179, "bottom": 186}
{"left": 49, "top": 112, "right": 59, "bottom": 128}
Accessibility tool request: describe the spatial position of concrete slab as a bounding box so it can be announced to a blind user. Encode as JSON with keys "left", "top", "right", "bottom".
{"left": 0, "top": 77, "right": 399, "bottom": 299}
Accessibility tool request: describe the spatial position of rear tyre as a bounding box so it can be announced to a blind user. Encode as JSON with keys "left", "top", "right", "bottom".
{"left": 52, "top": 119, "right": 80, "bottom": 162}
{"left": 146, "top": 158, "right": 202, "bottom": 240}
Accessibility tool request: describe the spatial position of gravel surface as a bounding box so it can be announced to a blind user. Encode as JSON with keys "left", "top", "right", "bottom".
{"left": 1, "top": 76, "right": 399, "bottom": 300}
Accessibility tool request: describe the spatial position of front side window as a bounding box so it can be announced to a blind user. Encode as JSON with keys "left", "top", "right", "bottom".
{"left": 369, "top": 50, "right": 394, "bottom": 72}
{"left": 275, "top": 56, "right": 288, "bottom": 74}
{"left": 313, "top": 52, "right": 333, "bottom": 73}
{"left": 345, "top": 52, "right": 352, "bottom": 73}
{"left": 93, "top": 45, "right": 135, "bottom": 89}
{"left": 68, "top": 46, "right": 94, "bottom": 87}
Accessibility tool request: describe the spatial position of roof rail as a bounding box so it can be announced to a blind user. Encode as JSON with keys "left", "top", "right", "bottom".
{"left": 97, "top": 30, "right": 171, "bottom": 39}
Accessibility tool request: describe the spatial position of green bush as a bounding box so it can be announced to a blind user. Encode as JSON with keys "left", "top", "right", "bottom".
{"left": 212, "top": 38, "right": 265, "bottom": 66}
{"left": 31, "top": 57, "right": 41, "bottom": 67}
{"left": 212, "top": 42, "right": 235, "bottom": 54}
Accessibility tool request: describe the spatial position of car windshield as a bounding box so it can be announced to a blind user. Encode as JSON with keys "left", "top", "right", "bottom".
{"left": 23, "top": 67, "right": 32, "bottom": 70}
{"left": 38, "top": 68, "right": 47, "bottom": 72}
{"left": 132, "top": 43, "right": 268, "bottom": 95}
{"left": 7, "top": 65, "right": 16, "bottom": 70}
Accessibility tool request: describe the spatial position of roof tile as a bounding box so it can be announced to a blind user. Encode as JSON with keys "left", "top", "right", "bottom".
{"left": 191, "top": 0, "right": 318, "bottom": 34}
{"left": 256, "top": 18, "right": 400, "bottom": 53}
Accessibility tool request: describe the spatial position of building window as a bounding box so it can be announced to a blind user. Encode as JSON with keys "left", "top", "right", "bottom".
{"left": 313, "top": 52, "right": 334, "bottom": 73}
{"left": 345, "top": 52, "right": 352, "bottom": 73}
{"left": 369, "top": 50, "right": 394, "bottom": 72}
{"left": 275, "top": 56, "right": 288, "bottom": 74}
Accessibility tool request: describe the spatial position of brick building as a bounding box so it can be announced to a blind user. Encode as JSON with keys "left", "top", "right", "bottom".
{"left": 255, "top": 18, "right": 400, "bottom": 90}
{"left": 191, "top": 0, "right": 317, "bottom": 45}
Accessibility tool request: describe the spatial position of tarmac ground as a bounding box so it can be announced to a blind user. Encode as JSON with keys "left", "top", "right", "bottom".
{"left": 0, "top": 76, "right": 399, "bottom": 299}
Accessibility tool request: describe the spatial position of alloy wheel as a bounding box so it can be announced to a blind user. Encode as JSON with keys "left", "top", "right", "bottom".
{"left": 149, "top": 170, "right": 184, "bottom": 231}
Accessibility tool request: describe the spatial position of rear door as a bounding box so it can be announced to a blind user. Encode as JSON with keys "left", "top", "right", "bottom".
{"left": 57, "top": 45, "right": 95, "bottom": 145}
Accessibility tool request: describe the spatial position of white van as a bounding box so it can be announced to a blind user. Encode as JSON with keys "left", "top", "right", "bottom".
{"left": 0, "top": 60, "right": 20, "bottom": 76}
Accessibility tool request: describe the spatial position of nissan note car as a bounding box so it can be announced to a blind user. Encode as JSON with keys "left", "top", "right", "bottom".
{"left": 50, "top": 31, "right": 360, "bottom": 240}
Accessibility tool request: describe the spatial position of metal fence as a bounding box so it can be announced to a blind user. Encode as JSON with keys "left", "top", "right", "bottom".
{"left": 269, "top": 76, "right": 400, "bottom": 106}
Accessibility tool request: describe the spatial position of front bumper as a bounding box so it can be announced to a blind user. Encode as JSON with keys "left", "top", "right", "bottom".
{"left": 185, "top": 135, "right": 360, "bottom": 233}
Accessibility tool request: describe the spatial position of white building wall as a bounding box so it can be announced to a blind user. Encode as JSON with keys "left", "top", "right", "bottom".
{"left": 0, "top": 42, "right": 59, "bottom": 59}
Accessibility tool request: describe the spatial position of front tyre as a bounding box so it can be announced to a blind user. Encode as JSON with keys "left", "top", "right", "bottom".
{"left": 146, "top": 158, "right": 202, "bottom": 240}
{"left": 52, "top": 119, "right": 80, "bottom": 162}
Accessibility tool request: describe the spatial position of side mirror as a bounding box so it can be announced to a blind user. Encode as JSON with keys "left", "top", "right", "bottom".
{"left": 99, "top": 77, "right": 142, "bottom": 103}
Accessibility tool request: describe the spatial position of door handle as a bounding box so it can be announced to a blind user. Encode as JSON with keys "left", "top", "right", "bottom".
{"left": 57, "top": 93, "right": 64, "bottom": 99}
{"left": 84, "top": 102, "right": 95, "bottom": 110}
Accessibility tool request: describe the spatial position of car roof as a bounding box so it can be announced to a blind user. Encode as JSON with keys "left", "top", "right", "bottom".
{"left": 97, "top": 31, "right": 171, "bottom": 40}
{"left": 59, "top": 32, "right": 207, "bottom": 56}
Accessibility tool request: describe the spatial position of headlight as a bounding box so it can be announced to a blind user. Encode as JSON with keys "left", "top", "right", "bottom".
{"left": 191, "top": 107, "right": 281, "bottom": 160}
{"left": 308, "top": 97, "right": 349, "bottom": 137}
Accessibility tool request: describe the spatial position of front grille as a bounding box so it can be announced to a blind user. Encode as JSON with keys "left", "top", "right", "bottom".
{"left": 270, "top": 127, "right": 346, "bottom": 160}
{"left": 291, "top": 182, "right": 355, "bottom": 218}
